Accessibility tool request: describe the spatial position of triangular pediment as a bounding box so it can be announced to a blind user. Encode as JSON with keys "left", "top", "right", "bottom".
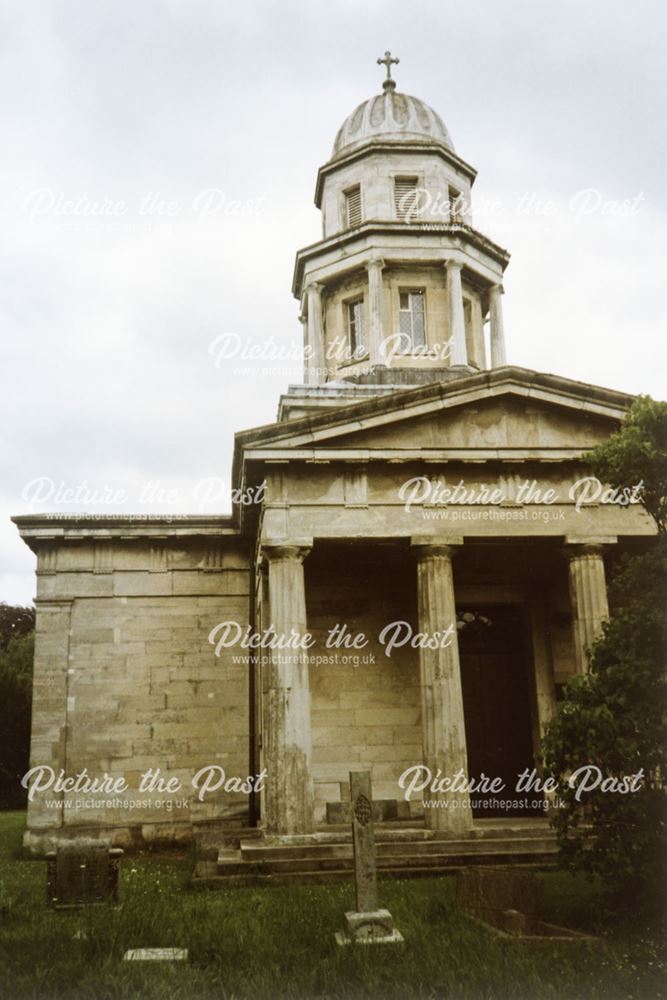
{"left": 235, "top": 368, "right": 633, "bottom": 461}
{"left": 324, "top": 392, "right": 614, "bottom": 452}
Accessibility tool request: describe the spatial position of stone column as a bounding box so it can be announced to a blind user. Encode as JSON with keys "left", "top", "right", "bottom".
{"left": 530, "top": 601, "right": 558, "bottom": 737}
{"left": 470, "top": 295, "right": 486, "bottom": 369}
{"left": 564, "top": 539, "right": 613, "bottom": 674}
{"left": 298, "top": 307, "right": 309, "bottom": 384}
{"left": 411, "top": 537, "right": 472, "bottom": 833}
{"left": 445, "top": 261, "right": 467, "bottom": 366}
{"left": 262, "top": 540, "right": 315, "bottom": 835}
{"left": 305, "top": 282, "right": 324, "bottom": 386}
{"left": 365, "top": 258, "right": 385, "bottom": 365}
{"left": 489, "top": 284, "right": 507, "bottom": 367}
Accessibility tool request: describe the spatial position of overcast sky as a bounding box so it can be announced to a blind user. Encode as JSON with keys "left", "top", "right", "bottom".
{"left": 2, "top": 0, "right": 666, "bottom": 605}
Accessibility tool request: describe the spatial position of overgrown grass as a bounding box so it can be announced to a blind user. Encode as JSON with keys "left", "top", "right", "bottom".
{"left": 0, "top": 811, "right": 664, "bottom": 999}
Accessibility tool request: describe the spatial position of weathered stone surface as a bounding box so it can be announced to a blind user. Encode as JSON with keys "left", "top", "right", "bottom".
{"left": 565, "top": 542, "right": 610, "bottom": 673}
{"left": 350, "top": 771, "right": 378, "bottom": 913}
{"left": 47, "top": 840, "right": 122, "bottom": 908}
{"left": 412, "top": 540, "right": 472, "bottom": 833}
{"left": 123, "top": 948, "right": 188, "bottom": 962}
{"left": 336, "top": 908, "right": 404, "bottom": 945}
{"left": 262, "top": 542, "right": 315, "bottom": 836}
{"left": 326, "top": 798, "right": 398, "bottom": 825}
{"left": 337, "top": 771, "right": 403, "bottom": 945}
{"left": 20, "top": 536, "right": 252, "bottom": 853}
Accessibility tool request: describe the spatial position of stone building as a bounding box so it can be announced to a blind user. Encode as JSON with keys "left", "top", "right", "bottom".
{"left": 14, "top": 59, "right": 654, "bottom": 858}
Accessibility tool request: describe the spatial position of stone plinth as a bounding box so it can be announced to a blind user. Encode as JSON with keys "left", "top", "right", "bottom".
{"left": 336, "top": 908, "right": 404, "bottom": 945}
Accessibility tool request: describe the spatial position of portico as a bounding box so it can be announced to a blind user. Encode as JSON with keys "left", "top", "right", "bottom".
{"left": 254, "top": 523, "right": 628, "bottom": 837}
{"left": 230, "top": 359, "right": 656, "bottom": 839}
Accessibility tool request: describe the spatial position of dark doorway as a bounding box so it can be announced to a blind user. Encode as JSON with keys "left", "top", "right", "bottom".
{"left": 457, "top": 604, "right": 541, "bottom": 818}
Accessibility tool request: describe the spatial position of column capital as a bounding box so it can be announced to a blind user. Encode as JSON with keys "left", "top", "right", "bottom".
{"left": 411, "top": 535, "right": 464, "bottom": 559}
{"left": 305, "top": 281, "right": 324, "bottom": 296}
{"left": 489, "top": 282, "right": 504, "bottom": 294}
{"left": 444, "top": 258, "right": 463, "bottom": 272}
{"left": 564, "top": 536, "right": 617, "bottom": 556}
{"left": 261, "top": 538, "right": 313, "bottom": 563}
{"left": 365, "top": 256, "right": 385, "bottom": 272}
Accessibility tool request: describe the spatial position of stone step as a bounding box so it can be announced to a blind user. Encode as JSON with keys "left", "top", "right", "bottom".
{"left": 208, "top": 838, "right": 558, "bottom": 881}
{"left": 319, "top": 820, "right": 550, "bottom": 835}
{"left": 234, "top": 834, "right": 555, "bottom": 864}
{"left": 193, "top": 850, "right": 557, "bottom": 888}
{"left": 193, "top": 824, "right": 262, "bottom": 858}
{"left": 195, "top": 867, "right": 550, "bottom": 888}
{"left": 227, "top": 848, "right": 557, "bottom": 876}
{"left": 245, "top": 821, "right": 550, "bottom": 848}
{"left": 377, "top": 835, "right": 556, "bottom": 857}
{"left": 194, "top": 820, "right": 559, "bottom": 887}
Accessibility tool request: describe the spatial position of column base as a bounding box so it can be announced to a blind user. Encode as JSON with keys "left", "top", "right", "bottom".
{"left": 423, "top": 800, "right": 473, "bottom": 835}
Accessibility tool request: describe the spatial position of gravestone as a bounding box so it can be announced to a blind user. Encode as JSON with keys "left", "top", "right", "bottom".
{"left": 457, "top": 866, "right": 600, "bottom": 941}
{"left": 335, "top": 771, "right": 403, "bottom": 945}
{"left": 457, "top": 866, "right": 542, "bottom": 934}
{"left": 46, "top": 839, "right": 123, "bottom": 909}
{"left": 123, "top": 948, "right": 188, "bottom": 962}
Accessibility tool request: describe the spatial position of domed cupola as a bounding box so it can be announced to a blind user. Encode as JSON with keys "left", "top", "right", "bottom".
{"left": 291, "top": 53, "right": 511, "bottom": 393}
{"left": 332, "top": 89, "right": 454, "bottom": 159}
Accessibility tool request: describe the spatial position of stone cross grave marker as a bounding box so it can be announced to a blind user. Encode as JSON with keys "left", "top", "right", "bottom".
{"left": 336, "top": 770, "right": 404, "bottom": 945}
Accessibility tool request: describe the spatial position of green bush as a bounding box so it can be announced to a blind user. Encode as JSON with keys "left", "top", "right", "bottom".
{"left": 541, "top": 542, "right": 666, "bottom": 908}
{"left": 541, "top": 396, "right": 667, "bottom": 911}
{"left": 0, "top": 606, "right": 34, "bottom": 810}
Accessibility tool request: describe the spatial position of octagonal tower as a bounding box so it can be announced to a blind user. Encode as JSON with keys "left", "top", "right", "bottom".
{"left": 292, "top": 56, "right": 510, "bottom": 391}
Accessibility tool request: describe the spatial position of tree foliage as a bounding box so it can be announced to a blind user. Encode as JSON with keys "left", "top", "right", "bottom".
{"left": 585, "top": 394, "right": 667, "bottom": 532}
{"left": 541, "top": 396, "right": 667, "bottom": 909}
{"left": 0, "top": 602, "right": 35, "bottom": 648}
{"left": 0, "top": 605, "right": 35, "bottom": 809}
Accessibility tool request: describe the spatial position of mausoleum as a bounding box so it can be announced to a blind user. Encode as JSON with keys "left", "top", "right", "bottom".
{"left": 14, "top": 57, "right": 654, "bottom": 868}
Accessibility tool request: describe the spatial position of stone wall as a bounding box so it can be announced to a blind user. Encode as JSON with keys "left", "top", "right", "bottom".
{"left": 305, "top": 544, "right": 422, "bottom": 820}
{"left": 23, "top": 533, "right": 251, "bottom": 854}
{"left": 319, "top": 149, "right": 473, "bottom": 239}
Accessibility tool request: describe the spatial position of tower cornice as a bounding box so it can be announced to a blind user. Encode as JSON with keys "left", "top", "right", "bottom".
{"left": 292, "top": 221, "right": 510, "bottom": 299}
{"left": 315, "top": 139, "right": 477, "bottom": 209}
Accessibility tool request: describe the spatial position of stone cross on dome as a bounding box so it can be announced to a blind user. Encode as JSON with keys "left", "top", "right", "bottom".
{"left": 377, "top": 50, "right": 399, "bottom": 91}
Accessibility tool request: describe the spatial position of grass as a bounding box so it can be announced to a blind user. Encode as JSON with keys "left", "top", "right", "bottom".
{"left": 0, "top": 811, "right": 664, "bottom": 1000}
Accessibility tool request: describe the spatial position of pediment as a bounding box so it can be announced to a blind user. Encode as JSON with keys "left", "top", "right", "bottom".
{"left": 323, "top": 393, "right": 615, "bottom": 452}
{"left": 236, "top": 370, "right": 632, "bottom": 461}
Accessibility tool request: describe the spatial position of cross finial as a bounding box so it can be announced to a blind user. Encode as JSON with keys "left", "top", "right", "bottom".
{"left": 377, "top": 50, "right": 399, "bottom": 91}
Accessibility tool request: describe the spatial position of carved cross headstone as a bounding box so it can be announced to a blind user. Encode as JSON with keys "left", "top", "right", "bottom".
{"left": 351, "top": 771, "right": 378, "bottom": 913}
{"left": 336, "top": 771, "right": 403, "bottom": 945}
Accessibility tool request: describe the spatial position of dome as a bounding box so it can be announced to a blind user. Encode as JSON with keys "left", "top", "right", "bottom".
{"left": 332, "top": 89, "right": 454, "bottom": 159}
